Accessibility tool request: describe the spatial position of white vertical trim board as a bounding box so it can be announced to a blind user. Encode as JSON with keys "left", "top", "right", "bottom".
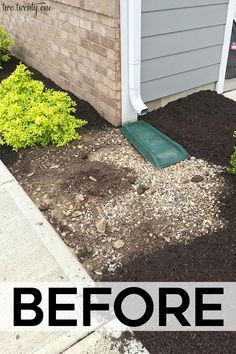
{"left": 216, "top": 0, "right": 236, "bottom": 93}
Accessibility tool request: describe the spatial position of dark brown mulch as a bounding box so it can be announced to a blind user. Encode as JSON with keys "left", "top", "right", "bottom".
{"left": 144, "top": 90, "right": 236, "bottom": 167}
{"left": 0, "top": 145, "right": 18, "bottom": 166}
{"left": 0, "top": 56, "right": 19, "bottom": 81}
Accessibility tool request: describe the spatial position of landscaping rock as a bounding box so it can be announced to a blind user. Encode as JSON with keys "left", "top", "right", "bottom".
{"left": 89, "top": 176, "right": 97, "bottom": 182}
{"left": 114, "top": 240, "right": 125, "bottom": 249}
{"left": 95, "top": 219, "right": 107, "bottom": 234}
{"left": 72, "top": 210, "right": 82, "bottom": 217}
{"left": 77, "top": 194, "right": 84, "bottom": 202}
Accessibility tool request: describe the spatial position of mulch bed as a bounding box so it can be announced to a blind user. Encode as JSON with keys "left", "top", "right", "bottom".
{"left": 0, "top": 58, "right": 236, "bottom": 353}
{"left": 144, "top": 90, "right": 236, "bottom": 167}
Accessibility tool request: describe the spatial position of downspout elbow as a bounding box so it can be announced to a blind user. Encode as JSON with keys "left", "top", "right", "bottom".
{"left": 129, "top": 89, "right": 148, "bottom": 116}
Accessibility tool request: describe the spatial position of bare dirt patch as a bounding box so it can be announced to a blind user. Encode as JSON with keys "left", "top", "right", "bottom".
{"left": 61, "top": 160, "right": 135, "bottom": 198}
{"left": 144, "top": 90, "right": 236, "bottom": 166}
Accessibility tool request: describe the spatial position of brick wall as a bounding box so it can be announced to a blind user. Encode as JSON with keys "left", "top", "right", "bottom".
{"left": 0, "top": 0, "right": 121, "bottom": 126}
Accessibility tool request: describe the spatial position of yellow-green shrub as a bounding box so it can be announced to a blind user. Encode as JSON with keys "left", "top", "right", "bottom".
{"left": 0, "top": 25, "right": 14, "bottom": 69}
{"left": 0, "top": 64, "right": 87, "bottom": 150}
{"left": 228, "top": 132, "right": 236, "bottom": 175}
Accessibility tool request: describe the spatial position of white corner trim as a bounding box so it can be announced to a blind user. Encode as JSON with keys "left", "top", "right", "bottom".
{"left": 216, "top": 0, "right": 236, "bottom": 93}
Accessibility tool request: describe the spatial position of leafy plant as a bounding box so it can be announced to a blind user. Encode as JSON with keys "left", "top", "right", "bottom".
{"left": 0, "top": 64, "right": 87, "bottom": 150}
{"left": 228, "top": 131, "right": 236, "bottom": 175}
{"left": 0, "top": 25, "right": 14, "bottom": 69}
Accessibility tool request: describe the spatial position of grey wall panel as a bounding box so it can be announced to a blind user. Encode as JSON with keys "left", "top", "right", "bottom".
{"left": 141, "top": 64, "right": 220, "bottom": 102}
{"left": 141, "top": 46, "right": 222, "bottom": 83}
{"left": 142, "top": 0, "right": 229, "bottom": 12}
{"left": 141, "top": 0, "right": 229, "bottom": 102}
{"left": 142, "top": 4, "right": 228, "bottom": 37}
{"left": 141, "top": 26, "right": 225, "bottom": 61}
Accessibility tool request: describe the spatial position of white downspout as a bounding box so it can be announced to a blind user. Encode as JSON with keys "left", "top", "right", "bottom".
{"left": 216, "top": 0, "right": 236, "bottom": 93}
{"left": 128, "top": 0, "right": 148, "bottom": 116}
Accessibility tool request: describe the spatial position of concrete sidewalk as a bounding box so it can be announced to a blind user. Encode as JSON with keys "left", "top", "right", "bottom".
{"left": 0, "top": 161, "right": 148, "bottom": 354}
{"left": 224, "top": 89, "right": 236, "bottom": 101}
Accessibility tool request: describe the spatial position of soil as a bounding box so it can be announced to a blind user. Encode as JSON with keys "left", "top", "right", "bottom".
{"left": 61, "top": 160, "right": 135, "bottom": 198}
{"left": 144, "top": 90, "right": 236, "bottom": 167}
{"left": 0, "top": 58, "right": 236, "bottom": 353}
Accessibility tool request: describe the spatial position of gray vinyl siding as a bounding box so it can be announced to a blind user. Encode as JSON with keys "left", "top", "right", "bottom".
{"left": 141, "top": 0, "right": 229, "bottom": 102}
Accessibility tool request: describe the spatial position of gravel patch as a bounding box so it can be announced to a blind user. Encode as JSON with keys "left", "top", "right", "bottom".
{"left": 77, "top": 130, "right": 226, "bottom": 275}
{"left": 11, "top": 128, "right": 227, "bottom": 278}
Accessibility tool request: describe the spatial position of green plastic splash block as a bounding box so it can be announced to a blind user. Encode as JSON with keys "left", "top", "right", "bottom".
{"left": 122, "top": 120, "right": 189, "bottom": 169}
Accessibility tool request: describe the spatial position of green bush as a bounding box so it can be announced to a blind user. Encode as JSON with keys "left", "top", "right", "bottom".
{"left": 0, "top": 26, "right": 14, "bottom": 69}
{"left": 0, "top": 64, "right": 87, "bottom": 150}
{"left": 228, "top": 132, "right": 236, "bottom": 175}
